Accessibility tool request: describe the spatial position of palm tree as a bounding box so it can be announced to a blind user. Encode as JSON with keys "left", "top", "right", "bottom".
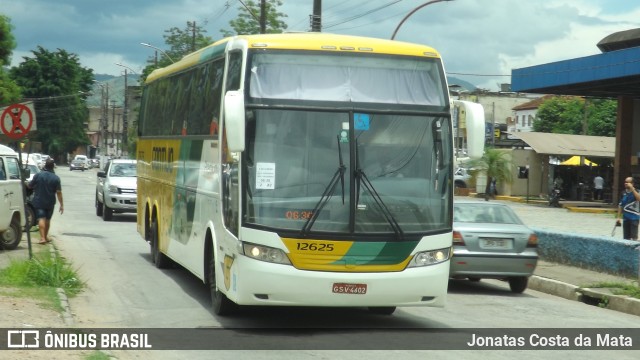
{"left": 467, "top": 148, "right": 514, "bottom": 201}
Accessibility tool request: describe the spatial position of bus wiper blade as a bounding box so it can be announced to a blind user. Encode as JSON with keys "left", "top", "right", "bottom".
{"left": 300, "top": 135, "right": 346, "bottom": 237}
{"left": 355, "top": 169, "right": 404, "bottom": 241}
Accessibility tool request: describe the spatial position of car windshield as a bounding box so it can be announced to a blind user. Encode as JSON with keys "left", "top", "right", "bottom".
{"left": 453, "top": 203, "right": 523, "bottom": 224}
{"left": 109, "top": 163, "right": 137, "bottom": 177}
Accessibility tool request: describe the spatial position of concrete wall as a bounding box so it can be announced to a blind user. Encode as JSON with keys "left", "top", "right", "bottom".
{"left": 534, "top": 228, "right": 640, "bottom": 277}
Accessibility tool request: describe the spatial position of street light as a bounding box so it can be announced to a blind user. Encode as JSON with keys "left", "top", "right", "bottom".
{"left": 391, "top": 0, "right": 454, "bottom": 40}
{"left": 140, "top": 42, "right": 175, "bottom": 63}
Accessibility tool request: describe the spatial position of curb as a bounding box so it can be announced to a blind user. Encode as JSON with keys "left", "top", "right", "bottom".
{"left": 529, "top": 275, "right": 640, "bottom": 317}
{"left": 49, "top": 244, "right": 74, "bottom": 327}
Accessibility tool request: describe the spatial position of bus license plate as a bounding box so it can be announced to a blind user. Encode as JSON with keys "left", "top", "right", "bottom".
{"left": 333, "top": 283, "right": 367, "bottom": 294}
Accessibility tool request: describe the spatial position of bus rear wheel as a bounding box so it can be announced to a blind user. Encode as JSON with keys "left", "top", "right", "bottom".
{"left": 150, "top": 220, "right": 171, "bottom": 269}
{"left": 208, "top": 252, "right": 235, "bottom": 316}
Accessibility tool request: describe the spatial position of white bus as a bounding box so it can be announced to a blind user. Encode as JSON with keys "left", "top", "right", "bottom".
{"left": 137, "top": 33, "right": 483, "bottom": 316}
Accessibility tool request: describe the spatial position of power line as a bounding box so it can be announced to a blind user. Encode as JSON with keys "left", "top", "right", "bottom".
{"left": 323, "top": 1, "right": 403, "bottom": 29}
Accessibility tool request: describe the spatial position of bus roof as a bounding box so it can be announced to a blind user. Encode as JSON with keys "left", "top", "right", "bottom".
{"left": 0, "top": 144, "right": 17, "bottom": 156}
{"left": 146, "top": 33, "right": 441, "bottom": 84}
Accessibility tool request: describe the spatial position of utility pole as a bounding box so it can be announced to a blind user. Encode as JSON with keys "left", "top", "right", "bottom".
{"left": 103, "top": 85, "right": 109, "bottom": 152}
{"left": 122, "top": 69, "right": 128, "bottom": 157}
{"left": 191, "top": 21, "right": 196, "bottom": 52}
{"left": 111, "top": 100, "right": 116, "bottom": 155}
{"left": 260, "top": 0, "right": 266, "bottom": 34}
{"left": 311, "top": 0, "right": 322, "bottom": 32}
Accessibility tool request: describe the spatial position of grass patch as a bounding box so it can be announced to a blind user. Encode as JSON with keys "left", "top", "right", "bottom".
{"left": 84, "top": 350, "right": 112, "bottom": 360}
{"left": 0, "top": 247, "right": 83, "bottom": 296}
{"left": 584, "top": 281, "right": 640, "bottom": 299}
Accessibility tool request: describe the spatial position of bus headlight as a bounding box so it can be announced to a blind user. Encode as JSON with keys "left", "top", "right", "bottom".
{"left": 242, "top": 243, "right": 292, "bottom": 265}
{"left": 407, "top": 247, "right": 451, "bottom": 268}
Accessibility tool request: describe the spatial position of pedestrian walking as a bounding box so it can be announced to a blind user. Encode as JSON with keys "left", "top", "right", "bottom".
{"left": 27, "top": 158, "right": 64, "bottom": 244}
{"left": 593, "top": 174, "right": 604, "bottom": 200}
{"left": 615, "top": 176, "right": 640, "bottom": 240}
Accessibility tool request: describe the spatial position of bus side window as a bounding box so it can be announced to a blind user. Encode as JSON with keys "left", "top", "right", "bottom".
{"left": 0, "top": 158, "right": 5, "bottom": 180}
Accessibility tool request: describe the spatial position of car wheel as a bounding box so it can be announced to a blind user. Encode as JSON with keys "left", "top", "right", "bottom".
{"left": 368, "top": 307, "right": 396, "bottom": 315}
{"left": 95, "top": 193, "right": 103, "bottom": 216}
{"left": 1, "top": 217, "right": 23, "bottom": 250}
{"left": 150, "top": 219, "right": 171, "bottom": 269}
{"left": 508, "top": 277, "right": 528, "bottom": 293}
{"left": 25, "top": 205, "right": 36, "bottom": 229}
{"left": 208, "top": 249, "right": 236, "bottom": 316}
{"left": 102, "top": 202, "right": 113, "bottom": 221}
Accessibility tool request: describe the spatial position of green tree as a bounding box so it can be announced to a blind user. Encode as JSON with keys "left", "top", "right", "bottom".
{"left": 532, "top": 96, "right": 617, "bottom": 137}
{"left": 220, "top": 0, "right": 288, "bottom": 37}
{"left": 467, "top": 148, "right": 514, "bottom": 201}
{"left": 0, "top": 14, "right": 21, "bottom": 105}
{"left": 140, "top": 21, "right": 214, "bottom": 82}
{"left": 10, "top": 46, "right": 93, "bottom": 161}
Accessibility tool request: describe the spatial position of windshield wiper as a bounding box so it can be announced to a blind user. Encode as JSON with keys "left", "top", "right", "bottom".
{"left": 300, "top": 135, "right": 346, "bottom": 237}
{"left": 355, "top": 139, "right": 404, "bottom": 240}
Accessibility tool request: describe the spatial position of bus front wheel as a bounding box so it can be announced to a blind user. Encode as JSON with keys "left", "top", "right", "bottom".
{"left": 368, "top": 306, "right": 396, "bottom": 315}
{"left": 208, "top": 252, "right": 236, "bottom": 316}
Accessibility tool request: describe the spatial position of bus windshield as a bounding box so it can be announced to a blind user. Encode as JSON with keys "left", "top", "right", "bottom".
{"left": 243, "top": 109, "right": 452, "bottom": 236}
{"left": 249, "top": 51, "right": 446, "bottom": 106}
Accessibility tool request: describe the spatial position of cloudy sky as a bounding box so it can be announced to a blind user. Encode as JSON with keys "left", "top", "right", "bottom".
{"left": 3, "top": 0, "right": 640, "bottom": 90}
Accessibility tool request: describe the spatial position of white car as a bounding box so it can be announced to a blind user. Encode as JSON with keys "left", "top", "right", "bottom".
{"left": 454, "top": 167, "right": 472, "bottom": 188}
{"left": 0, "top": 144, "right": 26, "bottom": 250}
{"left": 95, "top": 159, "right": 137, "bottom": 221}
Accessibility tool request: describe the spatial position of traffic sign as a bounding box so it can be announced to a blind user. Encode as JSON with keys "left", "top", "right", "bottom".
{"left": 1, "top": 103, "right": 33, "bottom": 139}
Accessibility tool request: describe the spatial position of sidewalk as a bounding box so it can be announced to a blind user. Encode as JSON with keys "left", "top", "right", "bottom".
{"left": 484, "top": 196, "right": 640, "bottom": 317}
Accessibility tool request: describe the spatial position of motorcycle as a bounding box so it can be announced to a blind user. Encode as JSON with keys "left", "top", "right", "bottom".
{"left": 548, "top": 186, "right": 562, "bottom": 207}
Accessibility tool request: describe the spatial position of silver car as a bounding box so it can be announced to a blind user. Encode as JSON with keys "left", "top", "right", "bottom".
{"left": 95, "top": 159, "right": 137, "bottom": 221}
{"left": 450, "top": 200, "right": 538, "bottom": 293}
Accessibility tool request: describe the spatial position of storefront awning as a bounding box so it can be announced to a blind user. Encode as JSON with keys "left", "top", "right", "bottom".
{"left": 511, "top": 132, "right": 615, "bottom": 157}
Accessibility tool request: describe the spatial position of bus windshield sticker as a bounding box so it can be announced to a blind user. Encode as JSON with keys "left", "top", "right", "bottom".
{"left": 256, "top": 162, "right": 276, "bottom": 189}
{"left": 354, "top": 113, "right": 370, "bottom": 131}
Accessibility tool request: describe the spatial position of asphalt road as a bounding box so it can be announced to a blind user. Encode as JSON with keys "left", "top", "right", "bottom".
{"left": 44, "top": 168, "right": 640, "bottom": 359}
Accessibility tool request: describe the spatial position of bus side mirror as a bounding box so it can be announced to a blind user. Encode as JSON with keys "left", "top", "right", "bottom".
{"left": 224, "top": 90, "right": 246, "bottom": 153}
{"left": 452, "top": 100, "right": 485, "bottom": 160}
{"left": 21, "top": 167, "right": 30, "bottom": 180}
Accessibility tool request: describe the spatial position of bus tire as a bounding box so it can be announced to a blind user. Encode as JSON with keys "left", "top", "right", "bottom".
{"left": 368, "top": 306, "right": 396, "bottom": 315}
{"left": 208, "top": 251, "right": 235, "bottom": 316}
{"left": 150, "top": 219, "right": 171, "bottom": 269}
{"left": 1, "top": 217, "right": 23, "bottom": 250}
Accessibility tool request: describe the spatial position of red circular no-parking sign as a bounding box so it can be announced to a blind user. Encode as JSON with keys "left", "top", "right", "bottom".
{"left": 1, "top": 103, "right": 33, "bottom": 139}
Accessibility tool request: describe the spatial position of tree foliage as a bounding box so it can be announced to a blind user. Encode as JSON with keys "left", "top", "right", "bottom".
{"left": 140, "top": 21, "right": 214, "bottom": 82}
{"left": 10, "top": 47, "right": 93, "bottom": 160}
{"left": 467, "top": 148, "right": 514, "bottom": 200}
{"left": 0, "top": 14, "right": 21, "bottom": 105}
{"left": 532, "top": 96, "right": 617, "bottom": 137}
{"left": 220, "top": 0, "right": 288, "bottom": 37}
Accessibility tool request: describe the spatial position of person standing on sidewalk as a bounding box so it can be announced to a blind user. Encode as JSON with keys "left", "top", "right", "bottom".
{"left": 27, "top": 158, "right": 64, "bottom": 244}
{"left": 616, "top": 176, "right": 640, "bottom": 240}
{"left": 593, "top": 174, "right": 604, "bottom": 200}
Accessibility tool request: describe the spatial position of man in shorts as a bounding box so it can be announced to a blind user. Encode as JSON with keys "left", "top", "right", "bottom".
{"left": 28, "top": 158, "right": 64, "bottom": 244}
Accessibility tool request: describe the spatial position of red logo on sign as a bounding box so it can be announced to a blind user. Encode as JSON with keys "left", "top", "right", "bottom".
{"left": 1, "top": 103, "right": 33, "bottom": 140}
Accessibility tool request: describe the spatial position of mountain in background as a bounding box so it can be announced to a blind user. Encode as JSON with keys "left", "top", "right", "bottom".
{"left": 89, "top": 74, "right": 141, "bottom": 107}
{"left": 87, "top": 74, "right": 479, "bottom": 108}
{"left": 447, "top": 76, "right": 477, "bottom": 92}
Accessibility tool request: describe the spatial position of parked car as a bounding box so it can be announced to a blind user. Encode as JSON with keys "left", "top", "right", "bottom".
{"left": 451, "top": 200, "right": 538, "bottom": 293}
{"left": 73, "top": 154, "right": 89, "bottom": 170}
{"left": 454, "top": 167, "right": 471, "bottom": 189}
{"left": 0, "top": 144, "right": 26, "bottom": 250}
{"left": 69, "top": 159, "right": 86, "bottom": 171}
{"left": 95, "top": 159, "right": 137, "bottom": 221}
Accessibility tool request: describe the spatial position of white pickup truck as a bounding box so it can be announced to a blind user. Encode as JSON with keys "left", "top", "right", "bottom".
{"left": 0, "top": 144, "right": 26, "bottom": 250}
